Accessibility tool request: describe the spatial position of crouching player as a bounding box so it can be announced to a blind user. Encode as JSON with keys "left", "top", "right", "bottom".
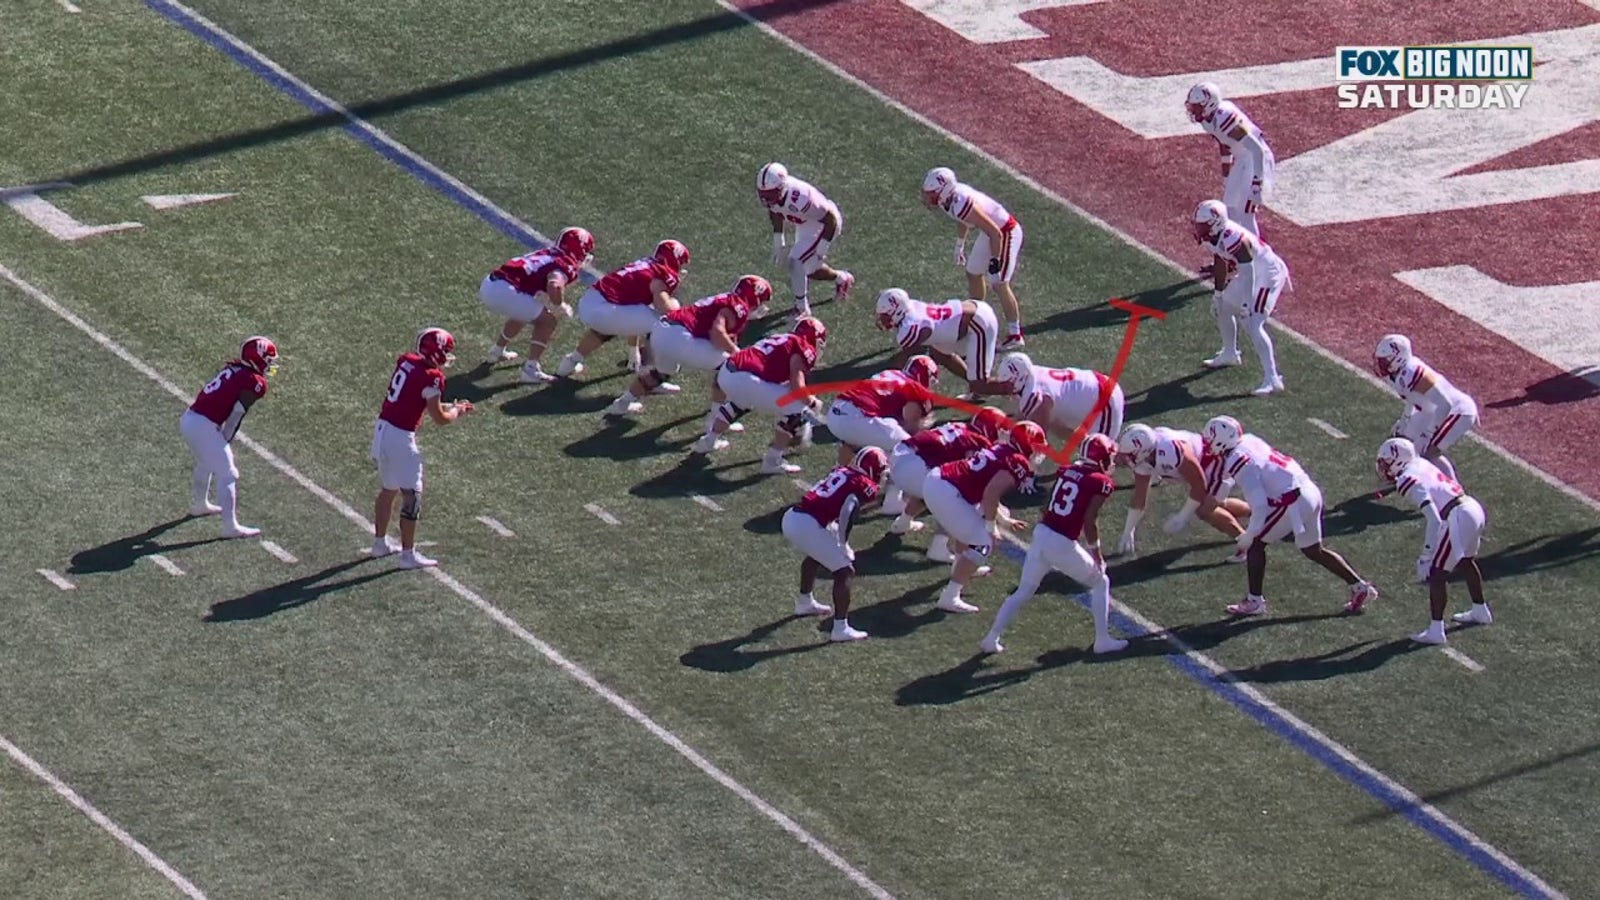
{"left": 921, "top": 422, "right": 1046, "bottom": 614}
{"left": 888, "top": 407, "right": 1008, "bottom": 557}
{"left": 1114, "top": 423, "right": 1247, "bottom": 558}
{"left": 780, "top": 447, "right": 889, "bottom": 642}
{"left": 981, "top": 434, "right": 1127, "bottom": 655}
{"left": 1376, "top": 438, "right": 1492, "bottom": 644}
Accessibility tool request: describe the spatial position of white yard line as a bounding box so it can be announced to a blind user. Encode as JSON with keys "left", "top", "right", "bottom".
{"left": 475, "top": 515, "right": 516, "bottom": 537}
{"left": 259, "top": 540, "right": 297, "bottom": 564}
{"left": 1, "top": 259, "right": 892, "bottom": 900}
{"left": 583, "top": 503, "right": 621, "bottom": 526}
{"left": 148, "top": 554, "right": 185, "bottom": 576}
{"left": 1441, "top": 646, "right": 1486, "bottom": 673}
{"left": 1, "top": 734, "right": 207, "bottom": 898}
{"left": 792, "top": 477, "right": 812, "bottom": 492}
{"left": 37, "top": 569, "right": 75, "bottom": 591}
{"left": 714, "top": 0, "right": 1600, "bottom": 523}
{"left": 1307, "top": 417, "right": 1349, "bottom": 440}
{"left": 690, "top": 494, "right": 724, "bottom": 513}
{"left": 55, "top": 0, "right": 83, "bottom": 13}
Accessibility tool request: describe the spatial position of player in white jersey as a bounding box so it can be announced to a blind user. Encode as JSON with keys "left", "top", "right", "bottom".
{"left": 1204, "top": 416, "right": 1378, "bottom": 617}
{"left": 755, "top": 163, "right": 854, "bottom": 317}
{"left": 1373, "top": 334, "right": 1478, "bottom": 483}
{"left": 1186, "top": 83, "right": 1275, "bottom": 240}
{"left": 994, "top": 353, "right": 1123, "bottom": 455}
{"left": 1377, "top": 438, "right": 1492, "bottom": 644}
{"left": 876, "top": 289, "right": 1001, "bottom": 392}
{"left": 921, "top": 167, "right": 1027, "bottom": 348}
{"left": 1193, "top": 200, "right": 1291, "bottom": 396}
{"left": 1113, "top": 423, "right": 1247, "bottom": 557}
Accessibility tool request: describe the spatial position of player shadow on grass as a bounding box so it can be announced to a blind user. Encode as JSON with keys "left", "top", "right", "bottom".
{"left": 1123, "top": 369, "right": 1251, "bottom": 421}
{"left": 447, "top": 364, "right": 527, "bottom": 405}
{"left": 1102, "top": 540, "right": 1237, "bottom": 588}
{"left": 67, "top": 517, "right": 225, "bottom": 575}
{"left": 634, "top": 452, "right": 771, "bottom": 500}
{"left": 1222, "top": 636, "right": 1421, "bottom": 684}
{"left": 1123, "top": 611, "right": 1351, "bottom": 661}
{"left": 203, "top": 558, "right": 402, "bottom": 622}
{"left": 497, "top": 372, "right": 628, "bottom": 417}
{"left": 679, "top": 616, "right": 830, "bottom": 673}
{"left": 564, "top": 412, "right": 703, "bottom": 463}
{"left": 1033, "top": 281, "right": 1209, "bottom": 336}
{"left": 1351, "top": 740, "right": 1600, "bottom": 826}
{"left": 1478, "top": 526, "right": 1600, "bottom": 581}
{"left": 1321, "top": 492, "right": 1417, "bottom": 539}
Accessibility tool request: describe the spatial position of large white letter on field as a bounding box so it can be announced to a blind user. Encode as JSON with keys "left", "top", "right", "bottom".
{"left": 1395, "top": 265, "right": 1600, "bottom": 379}
{"left": 896, "top": 1, "right": 1104, "bottom": 44}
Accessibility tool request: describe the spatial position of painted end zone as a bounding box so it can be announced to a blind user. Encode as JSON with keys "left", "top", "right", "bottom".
{"left": 734, "top": 0, "right": 1600, "bottom": 502}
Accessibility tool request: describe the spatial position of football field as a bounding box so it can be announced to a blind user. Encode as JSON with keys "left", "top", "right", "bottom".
{"left": 3, "top": 1, "right": 1599, "bottom": 897}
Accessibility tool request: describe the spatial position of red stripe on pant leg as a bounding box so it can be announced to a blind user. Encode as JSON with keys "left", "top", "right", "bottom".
{"left": 1433, "top": 535, "right": 1453, "bottom": 570}
{"left": 1260, "top": 505, "right": 1289, "bottom": 538}
{"left": 1429, "top": 415, "right": 1458, "bottom": 453}
{"left": 1255, "top": 288, "right": 1269, "bottom": 314}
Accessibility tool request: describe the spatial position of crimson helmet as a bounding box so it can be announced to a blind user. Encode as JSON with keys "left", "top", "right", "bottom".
{"left": 654, "top": 239, "right": 690, "bottom": 273}
{"left": 793, "top": 316, "right": 827, "bottom": 350}
{"left": 1080, "top": 433, "right": 1117, "bottom": 471}
{"left": 903, "top": 355, "right": 939, "bottom": 388}
{"left": 416, "top": 327, "right": 457, "bottom": 369}
{"left": 239, "top": 336, "right": 279, "bottom": 376}
{"left": 851, "top": 446, "right": 890, "bottom": 483}
{"left": 557, "top": 227, "right": 594, "bottom": 263}
{"left": 1008, "top": 421, "right": 1048, "bottom": 460}
{"left": 970, "top": 406, "right": 1009, "bottom": 441}
{"left": 732, "top": 275, "right": 772, "bottom": 311}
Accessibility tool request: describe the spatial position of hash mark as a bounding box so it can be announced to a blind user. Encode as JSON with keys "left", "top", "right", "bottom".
{"left": 259, "top": 540, "right": 297, "bottom": 564}
{"left": 792, "top": 478, "right": 812, "bottom": 491}
{"left": 691, "top": 494, "right": 723, "bottom": 513}
{"left": 1441, "top": 646, "right": 1485, "bottom": 673}
{"left": 1307, "top": 417, "right": 1349, "bottom": 439}
{"left": 55, "top": 0, "right": 83, "bottom": 12}
{"left": 37, "top": 569, "right": 75, "bottom": 590}
{"left": 584, "top": 503, "right": 620, "bottom": 526}
{"left": 149, "top": 554, "right": 185, "bottom": 576}
{"left": 476, "top": 515, "right": 516, "bottom": 537}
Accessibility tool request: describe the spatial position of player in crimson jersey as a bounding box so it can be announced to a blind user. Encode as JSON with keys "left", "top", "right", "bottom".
{"left": 603, "top": 275, "right": 769, "bottom": 420}
{"left": 479, "top": 227, "right": 593, "bottom": 383}
{"left": 370, "top": 328, "right": 474, "bottom": 568}
{"left": 1204, "top": 416, "right": 1378, "bottom": 617}
{"left": 981, "top": 434, "right": 1128, "bottom": 656}
{"left": 179, "top": 336, "right": 278, "bottom": 537}
{"left": 780, "top": 447, "right": 889, "bottom": 642}
{"left": 921, "top": 421, "right": 1046, "bottom": 614}
{"left": 887, "top": 406, "right": 1006, "bottom": 555}
{"left": 557, "top": 240, "right": 689, "bottom": 379}
{"left": 1376, "top": 438, "right": 1492, "bottom": 644}
{"left": 693, "top": 317, "right": 827, "bottom": 474}
{"left": 824, "top": 356, "right": 939, "bottom": 510}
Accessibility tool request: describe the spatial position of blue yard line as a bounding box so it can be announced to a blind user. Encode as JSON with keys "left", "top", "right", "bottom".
{"left": 143, "top": 2, "right": 1559, "bottom": 895}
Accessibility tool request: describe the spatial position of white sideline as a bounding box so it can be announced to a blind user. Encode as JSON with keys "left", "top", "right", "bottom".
{"left": 712, "top": 0, "right": 1600, "bottom": 520}
{"left": 1, "top": 734, "right": 207, "bottom": 899}
{"left": 2, "top": 258, "right": 894, "bottom": 899}
{"left": 999, "top": 533, "right": 1552, "bottom": 896}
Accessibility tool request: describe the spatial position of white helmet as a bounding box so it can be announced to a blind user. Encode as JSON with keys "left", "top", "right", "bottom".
{"left": 921, "top": 166, "right": 957, "bottom": 205}
{"left": 1202, "top": 415, "right": 1244, "bottom": 457}
{"left": 756, "top": 162, "right": 789, "bottom": 202}
{"left": 1192, "top": 199, "right": 1228, "bottom": 242}
{"left": 1185, "top": 82, "right": 1222, "bottom": 122}
{"left": 1117, "top": 423, "right": 1158, "bottom": 463}
{"left": 996, "top": 352, "right": 1035, "bottom": 396}
{"left": 1376, "top": 437, "right": 1417, "bottom": 482}
{"left": 1374, "top": 333, "right": 1413, "bottom": 377}
{"left": 875, "top": 288, "right": 911, "bottom": 330}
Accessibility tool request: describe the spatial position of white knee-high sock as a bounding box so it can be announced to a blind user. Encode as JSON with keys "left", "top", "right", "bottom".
{"left": 1088, "top": 577, "right": 1113, "bottom": 641}
{"left": 192, "top": 466, "right": 212, "bottom": 506}
{"left": 1246, "top": 314, "right": 1280, "bottom": 381}
{"left": 219, "top": 479, "right": 241, "bottom": 528}
{"left": 1214, "top": 297, "right": 1239, "bottom": 356}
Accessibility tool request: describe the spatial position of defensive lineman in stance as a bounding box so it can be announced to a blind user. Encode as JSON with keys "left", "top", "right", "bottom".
{"left": 921, "top": 167, "right": 1026, "bottom": 348}
{"left": 981, "top": 434, "right": 1127, "bottom": 656}
{"left": 1373, "top": 334, "right": 1479, "bottom": 484}
{"left": 1205, "top": 416, "right": 1379, "bottom": 616}
{"left": 180, "top": 336, "right": 278, "bottom": 538}
{"left": 1376, "top": 438, "right": 1492, "bottom": 644}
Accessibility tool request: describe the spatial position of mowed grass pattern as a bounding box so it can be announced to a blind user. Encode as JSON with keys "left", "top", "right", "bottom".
{"left": 0, "top": 0, "right": 1596, "bottom": 897}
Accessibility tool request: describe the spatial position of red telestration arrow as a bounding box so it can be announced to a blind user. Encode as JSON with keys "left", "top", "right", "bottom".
{"left": 778, "top": 297, "right": 1164, "bottom": 466}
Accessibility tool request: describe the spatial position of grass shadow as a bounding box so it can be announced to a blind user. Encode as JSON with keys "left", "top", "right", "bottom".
{"left": 1322, "top": 492, "right": 1416, "bottom": 539}
{"left": 679, "top": 616, "right": 829, "bottom": 672}
{"left": 204, "top": 559, "right": 401, "bottom": 622}
{"left": 632, "top": 452, "right": 769, "bottom": 499}
{"left": 67, "top": 518, "right": 225, "bottom": 575}
{"left": 498, "top": 375, "right": 625, "bottom": 417}
{"left": 1223, "top": 637, "right": 1421, "bottom": 683}
{"left": 1479, "top": 526, "right": 1600, "bottom": 581}
{"left": 564, "top": 412, "right": 702, "bottom": 462}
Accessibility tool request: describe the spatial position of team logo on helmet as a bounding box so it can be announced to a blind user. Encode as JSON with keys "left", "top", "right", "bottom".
{"left": 557, "top": 227, "right": 594, "bottom": 265}
{"left": 875, "top": 288, "right": 910, "bottom": 331}
{"left": 416, "top": 327, "right": 457, "bottom": 369}
{"left": 1080, "top": 433, "right": 1117, "bottom": 471}
{"left": 996, "top": 352, "right": 1034, "bottom": 395}
{"left": 240, "top": 336, "right": 279, "bottom": 377}
{"left": 732, "top": 275, "right": 772, "bottom": 311}
{"left": 921, "top": 167, "right": 957, "bottom": 206}
{"left": 1202, "top": 415, "right": 1243, "bottom": 456}
{"left": 1185, "top": 82, "right": 1222, "bottom": 123}
{"left": 851, "top": 446, "right": 889, "bottom": 483}
{"left": 756, "top": 162, "right": 789, "bottom": 204}
{"left": 1008, "top": 421, "right": 1048, "bottom": 461}
{"left": 1117, "top": 423, "right": 1157, "bottom": 463}
{"left": 654, "top": 239, "right": 690, "bottom": 273}
{"left": 970, "top": 406, "right": 1009, "bottom": 441}
{"left": 1373, "top": 333, "right": 1413, "bottom": 377}
{"left": 1376, "top": 437, "right": 1417, "bottom": 482}
{"left": 1192, "top": 199, "right": 1228, "bottom": 243}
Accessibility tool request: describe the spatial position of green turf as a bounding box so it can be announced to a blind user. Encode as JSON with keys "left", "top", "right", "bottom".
{"left": 2, "top": 0, "right": 1597, "bottom": 897}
